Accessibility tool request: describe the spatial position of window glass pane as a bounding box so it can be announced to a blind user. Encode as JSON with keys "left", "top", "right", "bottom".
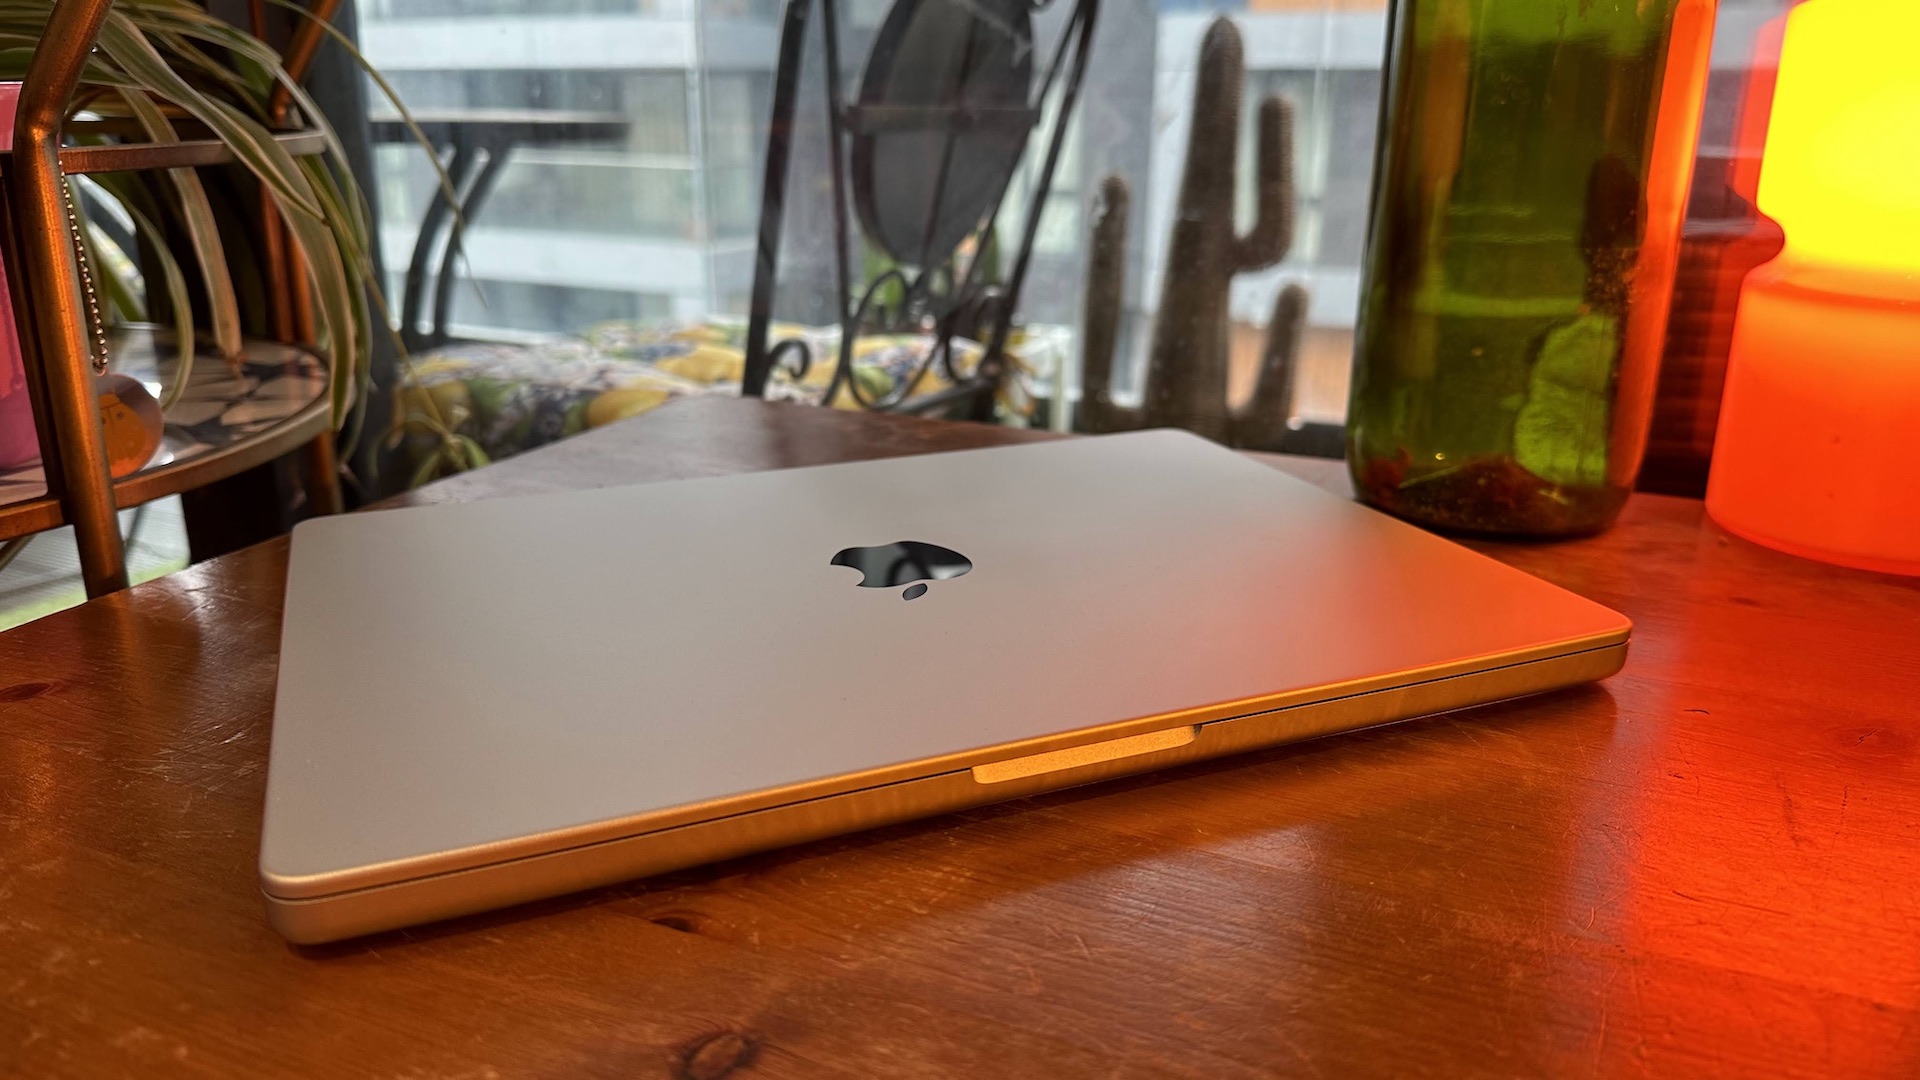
{"left": 451, "top": 278, "right": 673, "bottom": 335}
{"left": 360, "top": 0, "right": 1789, "bottom": 434}
{"left": 623, "top": 74, "right": 691, "bottom": 157}
{"left": 1319, "top": 68, "right": 1381, "bottom": 271}
{"left": 478, "top": 155, "right": 697, "bottom": 237}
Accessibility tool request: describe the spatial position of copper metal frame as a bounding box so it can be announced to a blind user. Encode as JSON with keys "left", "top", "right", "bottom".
{"left": 0, "top": 389, "right": 336, "bottom": 544}
{"left": 44, "top": 129, "right": 331, "bottom": 174}
{"left": 8, "top": 0, "right": 124, "bottom": 592}
{"left": 1, "top": 0, "right": 345, "bottom": 596}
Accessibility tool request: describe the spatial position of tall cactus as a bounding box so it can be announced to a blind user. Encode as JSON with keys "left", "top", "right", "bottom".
{"left": 1078, "top": 175, "right": 1133, "bottom": 435}
{"left": 1078, "top": 16, "right": 1310, "bottom": 451}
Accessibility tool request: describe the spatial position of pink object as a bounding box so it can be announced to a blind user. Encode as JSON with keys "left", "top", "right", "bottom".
{"left": 0, "top": 81, "right": 38, "bottom": 471}
{"left": 0, "top": 296, "right": 32, "bottom": 470}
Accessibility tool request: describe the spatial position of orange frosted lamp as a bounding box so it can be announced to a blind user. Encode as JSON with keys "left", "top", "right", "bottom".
{"left": 1706, "top": 0, "right": 1920, "bottom": 575}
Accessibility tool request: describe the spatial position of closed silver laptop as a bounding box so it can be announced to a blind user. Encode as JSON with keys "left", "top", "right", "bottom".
{"left": 262, "top": 431, "right": 1628, "bottom": 943}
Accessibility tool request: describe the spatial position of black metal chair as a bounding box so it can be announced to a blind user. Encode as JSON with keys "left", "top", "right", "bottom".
{"left": 372, "top": 109, "right": 629, "bottom": 353}
{"left": 740, "top": 0, "right": 1099, "bottom": 420}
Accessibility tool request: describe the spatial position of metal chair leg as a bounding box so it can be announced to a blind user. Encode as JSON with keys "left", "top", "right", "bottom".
{"left": 742, "top": 0, "right": 816, "bottom": 398}
{"left": 428, "top": 142, "right": 511, "bottom": 349}
{"left": 402, "top": 138, "right": 482, "bottom": 354}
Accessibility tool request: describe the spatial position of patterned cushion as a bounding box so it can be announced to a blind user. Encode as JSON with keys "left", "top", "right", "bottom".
{"left": 392, "top": 319, "right": 1050, "bottom": 472}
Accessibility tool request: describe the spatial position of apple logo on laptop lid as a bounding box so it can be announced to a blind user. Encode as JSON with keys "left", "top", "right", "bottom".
{"left": 831, "top": 541, "right": 972, "bottom": 600}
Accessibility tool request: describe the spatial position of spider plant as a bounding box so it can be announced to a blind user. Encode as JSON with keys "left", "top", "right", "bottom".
{"left": 0, "top": 0, "right": 480, "bottom": 477}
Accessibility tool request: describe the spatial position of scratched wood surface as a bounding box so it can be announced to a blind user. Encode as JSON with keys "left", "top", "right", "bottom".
{"left": 2, "top": 396, "right": 1916, "bottom": 1078}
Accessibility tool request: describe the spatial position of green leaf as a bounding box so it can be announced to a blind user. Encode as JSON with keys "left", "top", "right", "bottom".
{"left": 87, "top": 180, "right": 195, "bottom": 409}
{"left": 1514, "top": 313, "right": 1617, "bottom": 488}
{"left": 278, "top": 195, "right": 358, "bottom": 426}
{"left": 94, "top": 13, "right": 324, "bottom": 220}
{"left": 256, "top": 0, "right": 468, "bottom": 233}
{"left": 453, "top": 434, "right": 491, "bottom": 470}
{"left": 173, "top": 93, "right": 359, "bottom": 426}
{"left": 148, "top": 27, "right": 258, "bottom": 113}
{"left": 409, "top": 446, "right": 444, "bottom": 490}
{"left": 72, "top": 176, "right": 146, "bottom": 321}
{"left": 298, "top": 155, "right": 377, "bottom": 445}
{"left": 80, "top": 217, "right": 144, "bottom": 323}
{"left": 117, "top": 87, "right": 242, "bottom": 359}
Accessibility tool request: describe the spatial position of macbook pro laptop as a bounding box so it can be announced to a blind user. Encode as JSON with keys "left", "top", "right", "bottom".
{"left": 262, "top": 430, "right": 1629, "bottom": 943}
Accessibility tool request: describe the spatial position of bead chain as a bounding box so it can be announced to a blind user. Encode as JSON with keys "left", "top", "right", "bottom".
{"left": 59, "top": 179, "right": 111, "bottom": 376}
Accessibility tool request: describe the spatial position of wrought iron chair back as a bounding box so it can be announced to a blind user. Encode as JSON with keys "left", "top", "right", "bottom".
{"left": 741, "top": 0, "right": 1099, "bottom": 419}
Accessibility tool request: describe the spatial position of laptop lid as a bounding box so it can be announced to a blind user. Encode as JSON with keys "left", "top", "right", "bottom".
{"left": 262, "top": 430, "right": 1627, "bottom": 901}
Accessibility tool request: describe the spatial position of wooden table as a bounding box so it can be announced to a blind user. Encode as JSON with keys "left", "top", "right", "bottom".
{"left": 3, "top": 396, "right": 1916, "bottom": 1078}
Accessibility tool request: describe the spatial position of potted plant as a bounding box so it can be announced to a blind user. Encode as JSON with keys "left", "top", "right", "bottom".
{"left": 0, "top": 0, "right": 473, "bottom": 481}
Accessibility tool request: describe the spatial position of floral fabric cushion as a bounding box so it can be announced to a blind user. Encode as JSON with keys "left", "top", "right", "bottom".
{"left": 393, "top": 319, "right": 1053, "bottom": 473}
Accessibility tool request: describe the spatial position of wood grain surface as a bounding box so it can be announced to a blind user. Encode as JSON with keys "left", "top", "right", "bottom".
{"left": 2, "top": 396, "right": 1916, "bottom": 1078}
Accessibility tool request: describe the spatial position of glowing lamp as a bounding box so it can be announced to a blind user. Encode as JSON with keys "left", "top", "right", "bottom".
{"left": 1706, "top": 0, "right": 1920, "bottom": 575}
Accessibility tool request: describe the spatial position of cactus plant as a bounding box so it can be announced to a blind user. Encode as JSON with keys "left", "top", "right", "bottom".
{"left": 1077, "top": 175, "right": 1133, "bottom": 434}
{"left": 1078, "top": 16, "right": 1310, "bottom": 451}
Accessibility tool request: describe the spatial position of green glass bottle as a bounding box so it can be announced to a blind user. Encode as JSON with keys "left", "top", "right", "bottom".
{"left": 1348, "top": 0, "right": 1717, "bottom": 536}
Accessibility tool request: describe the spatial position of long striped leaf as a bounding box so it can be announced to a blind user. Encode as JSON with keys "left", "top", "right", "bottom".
{"left": 70, "top": 175, "right": 147, "bottom": 322}
{"left": 408, "top": 442, "right": 445, "bottom": 490}
{"left": 298, "top": 155, "right": 376, "bottom": 448}
{"left": 149, "top": 27, "right": 256, "bottom": 108}
{"left": 94, "top": 13, "right": 324, "bottom": 220}
{"left": 117, "top": 87, "right": 243, "bottom": 360}
{"left": 256, "top": 0, "right": 467, "bottom": 234}
{"left": 123, "top": 7, "right": 284, "bottom": 112}
{"left": 80, "top": 217, "right": 144, "bottom": 323}
{"left": 267, "top": 159, "right": 359, "bottom": 423}
{"left": 126, "top": 6, "right": 381, "bottom": 253}
{"left": 90, "top": 181, "right": 196, "bottom": 409}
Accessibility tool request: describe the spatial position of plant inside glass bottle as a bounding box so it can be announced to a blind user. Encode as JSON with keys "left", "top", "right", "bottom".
{"left": 1347, "top": 0, "right": 1714, "bottom": 537}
